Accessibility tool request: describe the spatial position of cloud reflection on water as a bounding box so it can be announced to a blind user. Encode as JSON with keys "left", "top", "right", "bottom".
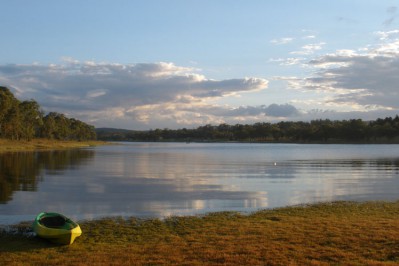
{"left": 1, "top": 143, "right": 399, "bottom": 224}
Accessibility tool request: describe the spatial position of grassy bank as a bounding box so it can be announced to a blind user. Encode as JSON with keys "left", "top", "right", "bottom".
{"left": 1, "top": 201, "right": 399, "bottom": 265}
{"left": 0, "top": 139, "right": 107, "bottom": 153}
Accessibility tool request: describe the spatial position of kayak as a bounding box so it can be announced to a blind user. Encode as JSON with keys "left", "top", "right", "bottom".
{"left": 32, "top": 212, "right": 82, "bottom": 245}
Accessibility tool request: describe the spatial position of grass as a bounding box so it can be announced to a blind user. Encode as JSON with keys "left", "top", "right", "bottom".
{"left": 1, "top": 201, "right": 399, "bottom": 265}
{"left": 0, "top": 138, "right": 107, "bottom": 153}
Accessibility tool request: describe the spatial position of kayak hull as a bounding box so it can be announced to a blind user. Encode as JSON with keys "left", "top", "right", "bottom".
{"left": 32, "top": 212, "right": 82, "bottom": 245}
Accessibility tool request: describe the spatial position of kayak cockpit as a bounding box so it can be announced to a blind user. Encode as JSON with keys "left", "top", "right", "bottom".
{"left": 39, "top": 215, "right": 67, "bottom": 228}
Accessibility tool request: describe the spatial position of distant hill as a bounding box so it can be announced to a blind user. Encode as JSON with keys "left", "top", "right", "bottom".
{"left": 96, "top": 128, "right": 132, "bottom": 133}
{"left": 95, "top": 128, "right": 135, "bottom": 141}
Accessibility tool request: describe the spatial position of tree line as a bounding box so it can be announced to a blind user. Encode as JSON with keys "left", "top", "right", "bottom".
{"left": 0, "top": 86, "right": 96, "bottom": 141}
{"left": 97, "top": 116, "right": 399, "bottom": 143}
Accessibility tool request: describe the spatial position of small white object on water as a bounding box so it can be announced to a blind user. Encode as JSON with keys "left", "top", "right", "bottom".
{"left": 274, "top": 162, "right": 277, "bottom": 166}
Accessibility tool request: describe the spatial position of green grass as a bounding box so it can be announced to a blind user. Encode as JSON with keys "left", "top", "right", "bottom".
{"left": 1, "top": 201, "right": 399, "bottom": 265}
{"left": 0, "top": 138, "right": 107, "bottom": 153}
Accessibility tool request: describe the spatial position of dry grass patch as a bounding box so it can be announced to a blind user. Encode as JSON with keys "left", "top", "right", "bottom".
{"left": 1, "top": 201, "right": 398, "bottom": 265}
{"left": 0, "top": 138, "right": 107, "bottom": 153}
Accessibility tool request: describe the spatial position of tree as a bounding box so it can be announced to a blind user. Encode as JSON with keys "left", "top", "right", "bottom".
{"left": 53, "top": 113, "right": 71, "bottom": 140}
{"left": 339, "top": 119, "right": 367, "bottom": 141}
{"left": 41, "top": 113, "right": 57, "bottom": 139}
{"left": 19, "top": 100, "right": 43, "bottom": 140}
{"left": 2, "top": 106, "right": 21, "bottom": 140}
{"left": 0, "top": 86, "right": 19, "bottom": 137}
{"left": 0, "top": 87, "right": 96, "bottom": 141}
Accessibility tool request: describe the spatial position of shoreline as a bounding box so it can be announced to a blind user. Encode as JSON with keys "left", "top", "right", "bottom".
{"left": 1, "top": 200, "right": 398, "bottom": 265}
{"left": 99, "top": 138, "right": 399, "bottom": 144}
{"left": 0, "top": 138, "right": 108, "bottom": 153}
{"left": 2, "top": 199, "right": 398, "bottom": 226}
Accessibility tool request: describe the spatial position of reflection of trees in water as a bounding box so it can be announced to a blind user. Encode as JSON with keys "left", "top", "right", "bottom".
{"left": 0, "top": 149, "right": 95, "bottom": 203}
{"left": 0, "top": 152, "right": 41, "bottom": 203}
{"left": 373, "top": 159, "right": 399, "bottom": 174}
{"left": 37, "top": 150, "right": 94, "bottom": 174}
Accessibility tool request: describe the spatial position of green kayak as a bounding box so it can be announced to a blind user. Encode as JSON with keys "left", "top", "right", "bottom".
{"left": 32, "top": 212, "right": 82, "bottom": 245}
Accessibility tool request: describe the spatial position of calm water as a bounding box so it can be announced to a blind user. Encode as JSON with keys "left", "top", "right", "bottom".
{"left": 1, "top": 143, "right": 399, "bottom": 224}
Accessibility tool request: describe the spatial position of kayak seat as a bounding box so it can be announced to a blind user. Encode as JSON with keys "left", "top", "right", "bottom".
{"left": 40, "top": 216, "right": 67, "bottom": 228}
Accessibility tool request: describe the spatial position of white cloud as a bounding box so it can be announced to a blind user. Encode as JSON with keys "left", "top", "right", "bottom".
{"left": 266, "top": 29, "right": 399, "bottom": 123}
{"left": 291, "top": 42, "right": 326, "bottom": 55}
{"left": 375, "top": 29, "right": 399, "bottom": 41}
{"left": 0, "top": 60, "right": 270, "bottom": 129}
{"left": 270, "top": 37, "right": 294, "bottom": 45}
{"left": 269, "top": 57, "right": 305, "bottom": 66}
{"left": 120, "top": 101, "right": 301, "bottom": 129}
{"left": 290, "top": 37, "right": 399, "bottom": 110}
{"left": 303, "top": 35, "right": 316, "bottom": 40}
{"left": 4, "top": 27, "right": 399, "bottom": 130}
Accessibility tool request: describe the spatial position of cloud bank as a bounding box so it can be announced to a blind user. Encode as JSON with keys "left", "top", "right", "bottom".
{"left": 294, "top": 31, "right": 399, "bottom": 111}
{"left": 2, "top": 28, "right": 399, "bottom": 129}
{"left": 269, "top": 29, "right": 399, "bottom": 121}
{"left": 0, "top": 60, "right": 278, "bottom": 129}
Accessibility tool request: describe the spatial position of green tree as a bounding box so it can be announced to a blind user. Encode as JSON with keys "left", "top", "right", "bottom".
{"left": 53, "top": 113, "right": 71, "bottom": 140}
{"left": 2, "top": 106, "right": 21, "bottom": 140}
{"left": 339, "top": 119, "right": 367, "bottom": 141}
{"left": 41, "top": 113, "right": 57, "bottom": 139}
{"left": 0, "top": 86, "right": 19, "bottom": 138}
{"left": 69, "top": 118, "right": 97, "bottom": 140}
{"left": 0, "top": 86, "right": 96, "bottom": 141}
{"left": 19, "top": 100, "right": 43, "bottom": 140}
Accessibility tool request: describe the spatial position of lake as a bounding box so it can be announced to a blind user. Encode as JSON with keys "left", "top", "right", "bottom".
{"left": 1, "top": 142, "right": 398, "bottom": 224}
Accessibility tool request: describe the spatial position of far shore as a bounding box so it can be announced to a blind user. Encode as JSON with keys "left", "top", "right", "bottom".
{"left": 0, "top": 138, "right": 108, "bottom": 153}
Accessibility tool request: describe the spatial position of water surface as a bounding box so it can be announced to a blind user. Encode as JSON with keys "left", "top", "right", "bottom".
{"left": 1, "top": 143, "right": 398, "bottom": 224}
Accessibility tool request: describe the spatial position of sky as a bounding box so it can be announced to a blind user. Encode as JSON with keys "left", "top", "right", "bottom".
{"left": 1, "top": 0, "right": 399, "bottom": 130}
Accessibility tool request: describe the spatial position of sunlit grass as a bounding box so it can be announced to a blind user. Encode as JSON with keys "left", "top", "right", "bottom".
{"left": 1, "top": 201, "right": 399, "bottom": 265}
{"left": 0, "top": 138, "right": 107, "bottom": 153}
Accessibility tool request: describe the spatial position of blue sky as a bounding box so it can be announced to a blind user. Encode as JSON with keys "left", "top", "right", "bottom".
{"left": 1, "top": 0, "right": 399, "bottom": 129}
